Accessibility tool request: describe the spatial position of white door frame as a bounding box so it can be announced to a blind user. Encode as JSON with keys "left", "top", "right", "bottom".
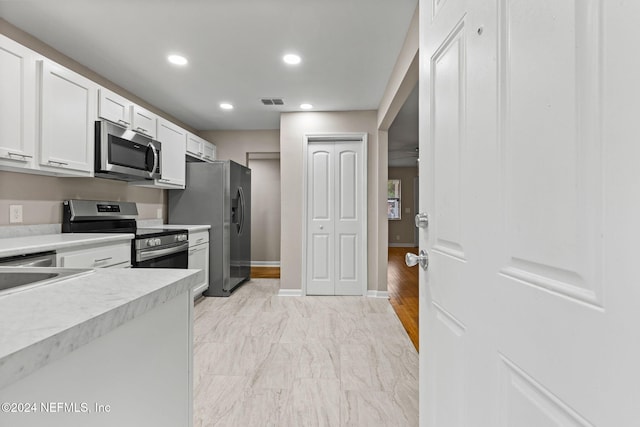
{"left": 302, "top": 132, "right": 368, "bottom": 296}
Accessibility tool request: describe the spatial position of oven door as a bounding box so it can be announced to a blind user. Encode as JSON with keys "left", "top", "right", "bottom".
{"left": 134, "top": 241, "right": 188, "bottom": 269}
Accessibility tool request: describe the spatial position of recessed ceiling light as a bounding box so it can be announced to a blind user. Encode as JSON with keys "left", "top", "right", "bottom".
{"left": 283, "top": 54, "right": 301, "bottom": 65}
{"left": 300, "top": 103, "right": 313, "bottom": 110}
{"left": 167, "top": 54, "right": 188, "bottom": 66}
{"left": 220, "top": 103, "right": 234, "bottom": 110}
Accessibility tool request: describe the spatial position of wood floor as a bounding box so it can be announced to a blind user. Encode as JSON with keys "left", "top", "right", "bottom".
{"left": 250, "top": 266, "right": 281, "bottom": 279}
{"left": 193, "top": 279, "right": 418, "bottom": 426}
{"left": 387, "top": 247, "right": 419, "bottom": 351}
{"left": 251, "top": 250, "right": 419, "bottom": 352}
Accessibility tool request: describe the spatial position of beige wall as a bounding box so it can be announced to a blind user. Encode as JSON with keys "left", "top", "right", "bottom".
{"left": 280, "top": 110, "right": 386, "bottom": 292}
{"left": 247, "top": 158, "right": 281, "bottom": 264}
{"left": 388, "top": 167, "right": 418, "bottom": 246}
{"left": 0, "top": 171, "right": 164, "bottom": 225}
{"left": 198, "top": 130, "right": 280, "bottom": 167}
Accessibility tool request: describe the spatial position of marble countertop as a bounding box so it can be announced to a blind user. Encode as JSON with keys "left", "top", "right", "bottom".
{"left": 0, "top": 267, "right": 200, "bottom": 389}
{"left": 152, "top": 224, "right": 211, "bottom": 232}
{"left": 0, "top": 233, "right": 134, "bottom": 259}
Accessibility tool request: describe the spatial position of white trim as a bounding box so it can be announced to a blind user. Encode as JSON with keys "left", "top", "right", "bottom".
{"left": 277, "top": 289, "right": 303, "bottom": 297}
{"left": 302, "top": 132, "right": 368, "bottom": 296}
{"left": 388, "top": 243, "right": 418, "bottom": 248}
{"left": 251, "top": 261, "right": 281, "bottom": 267}
{"left": 367, "top": 290, "right": 390, "bottom": 298}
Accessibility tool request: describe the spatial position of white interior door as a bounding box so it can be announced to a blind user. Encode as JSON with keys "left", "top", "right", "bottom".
{"left": 306, "top": 137, "right": 366, "bottom": 296}
{"left": 417, "top": 0, "right": 640, "bottom": 425}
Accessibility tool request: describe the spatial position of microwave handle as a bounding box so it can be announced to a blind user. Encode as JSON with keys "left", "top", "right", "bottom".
{"left": 148, "top": 142, "right": 159, "bottom": 176}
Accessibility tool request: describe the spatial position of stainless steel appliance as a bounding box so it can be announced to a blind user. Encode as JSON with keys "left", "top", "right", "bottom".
{"left": 94, "top": 120, "right": 161, "bottom": 181}
{"left": 168, "top": 160, "right": 251, "bottom": 296}
{"left": 0, "top": 251, "right": 56, "bottom": 267}
{"left": 62, "top": 200, "right": 188, "bottom": 269}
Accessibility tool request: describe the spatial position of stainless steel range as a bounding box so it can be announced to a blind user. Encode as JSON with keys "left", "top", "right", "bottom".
{"left": 62, "top": 200, "right": 188, "bottom": 269}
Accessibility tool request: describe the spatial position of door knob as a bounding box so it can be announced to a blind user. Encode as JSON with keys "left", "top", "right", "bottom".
{"left": 405, "top": 250, "right": 429, "bottom": 271}
{"left": 415, "top": 212, "right": 429, "bottom": 229}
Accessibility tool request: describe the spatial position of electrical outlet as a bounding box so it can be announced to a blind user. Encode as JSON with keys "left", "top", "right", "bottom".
{"left": 156, "top": 208, "right": 163, "bottom": 219}
{"left": 9, "top": 205, "right": 23, "bottom": 223}
{"left": 396, "top": 235, "right": 400, "bottom": 241}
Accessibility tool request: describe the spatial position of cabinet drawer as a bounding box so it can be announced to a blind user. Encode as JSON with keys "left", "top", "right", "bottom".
{"left": 189, "top": 230, "right": 209, "bottom": 247}
{"left": 58, "top": 242, "right": 131, "bottom": 268}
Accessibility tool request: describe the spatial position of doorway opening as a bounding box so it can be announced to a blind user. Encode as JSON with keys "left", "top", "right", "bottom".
{"left": 386, "top": 83, "right": 419, "bottom": 350}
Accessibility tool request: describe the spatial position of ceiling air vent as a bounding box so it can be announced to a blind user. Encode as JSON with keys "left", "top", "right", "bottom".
{"left": 261, "top": 98, "right": 284, "bottom": 106}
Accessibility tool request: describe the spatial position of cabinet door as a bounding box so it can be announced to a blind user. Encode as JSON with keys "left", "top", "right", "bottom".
{"left": 0, "top": 35, "right": 37, "bottom": 170}
{"left": 202, "top": 141, "right": 216, "bottom": 162}
{"left": 186, "top": 133, "right": 203, "bottom": 158}
{"left": 39, "top": 59, "right": 96, "bottom": 175}
{"left": 189, "top": 244, "right": 209, "bottom": 295}
{"left": 98, "top": 88, "right": 131, "bottom": 127}
{"left": 131, "top": 105, "right": 157, "bottom": 139}
{"left": 156, "top": 118, "right": 186, "bottom": 188}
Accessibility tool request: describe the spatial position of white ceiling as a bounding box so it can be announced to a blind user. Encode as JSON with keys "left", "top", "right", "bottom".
{"left": 0, "top": 0, "right": 417, "bottom": 131}
{"left": 388, "top": 83, "right": 418, "bottom": 167}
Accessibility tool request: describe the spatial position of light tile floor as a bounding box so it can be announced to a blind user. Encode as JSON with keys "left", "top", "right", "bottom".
{"left": 193, "top": 279, "right": 419, "bottom": 427}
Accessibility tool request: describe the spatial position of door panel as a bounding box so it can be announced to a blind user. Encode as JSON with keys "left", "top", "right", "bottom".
{"left": 498, "top": 0, "right": 603, "bottom": 306}
{"left": 338, "top": 234, "right": 357, "bottom": 281}
{"left": 338, "top": 151, "right": 357, "bottom": 220}
{"left": 432, "top": 19, "right": 466, "bottom": 261}
{"left": 334, "top": 142, "right": 364, "bottom": 295}
{"left": 312, "top": 151, "right": 332, "bottom": 220}
{"left": 420, "top": 0, "right": 638, "bottom": 425}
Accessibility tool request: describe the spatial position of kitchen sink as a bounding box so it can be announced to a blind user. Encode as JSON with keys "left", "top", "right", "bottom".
{"left": 0, "top": 267, "right": 94, "bottom": 296}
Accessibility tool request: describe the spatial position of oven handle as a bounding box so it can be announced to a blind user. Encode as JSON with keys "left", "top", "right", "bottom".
{"left": 137, "top": 241, "right": 188, "bottom": 262}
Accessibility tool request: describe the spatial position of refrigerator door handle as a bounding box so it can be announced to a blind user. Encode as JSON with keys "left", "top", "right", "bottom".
{"left": 238, "top": 186, "right": 246, "bottom": 235}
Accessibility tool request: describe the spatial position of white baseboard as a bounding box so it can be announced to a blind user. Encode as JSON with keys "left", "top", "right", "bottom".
{"left": 277, "top": 289, "right": 303, "bottom": 297}
{"left": 367, "top": 290, "right": 389, "bottom": 298}
{"left": 251, "top": 261, "right": 281, "bottom": 267}
{"left": 388, "top": 243, "right": 418, "bottom": 248}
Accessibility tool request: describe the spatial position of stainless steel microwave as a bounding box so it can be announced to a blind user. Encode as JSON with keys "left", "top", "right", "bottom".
{"left": 94, "top": 120, "right": 161, "bottom": 181}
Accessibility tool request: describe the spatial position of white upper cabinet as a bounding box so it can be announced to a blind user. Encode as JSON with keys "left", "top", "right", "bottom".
{"left": 131, "top": 105, "right": 157, "bottom": 139}
{"left": 38, "top": 59, "right": 96, "bottom": 176}
{"left": 186, "top": 132, "right": 203, "bottom": 158}
{"left": 131, "top": 118, "right": 186, "bottom": 189}
{"left": 0, "top": 35, "right": 37, "bottom": 171}
{"left": 202, "top": 141, "right": 216, "bottom": 162}
{"left": 98, "top": 88, "right": 132, "bottom": 127}
{"left": 186, "top": 132, "right": 216, "bottom": 162}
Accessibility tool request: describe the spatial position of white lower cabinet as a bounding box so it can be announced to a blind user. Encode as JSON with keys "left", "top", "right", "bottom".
{"left": 57, "top": 241, "right": 131, "bottom": 268}
{"left": 188, "top": 230, "right": 209, "bottom": 297}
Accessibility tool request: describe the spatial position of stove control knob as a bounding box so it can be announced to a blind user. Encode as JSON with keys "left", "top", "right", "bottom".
{"left": 155, "top": 238, "right": 161, "bottom": 246}
{"left": 146, "top": 239, "right": 154, "bottom": 247}
{"left": 180, "top": 234, "right": 187, "bottom": 242}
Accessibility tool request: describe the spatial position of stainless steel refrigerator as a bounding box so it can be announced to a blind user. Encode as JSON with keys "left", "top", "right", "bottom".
{"left": 168, "top": 160, "right": 251, "bottom": 296}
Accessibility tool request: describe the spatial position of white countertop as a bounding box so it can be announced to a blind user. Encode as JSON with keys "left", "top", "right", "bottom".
{"left": 0, "top": 233, "right": 134, "bottom": 259}
{"left": 152, "top": 224, "right": 211, "bottom": 232}
{"left": 0, "top": 267, "right": 200, "bottom": 389}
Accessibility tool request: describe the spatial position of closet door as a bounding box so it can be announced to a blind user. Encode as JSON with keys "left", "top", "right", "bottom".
{"left": 306, "top": 140, "right": 365, "bottom": 296}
